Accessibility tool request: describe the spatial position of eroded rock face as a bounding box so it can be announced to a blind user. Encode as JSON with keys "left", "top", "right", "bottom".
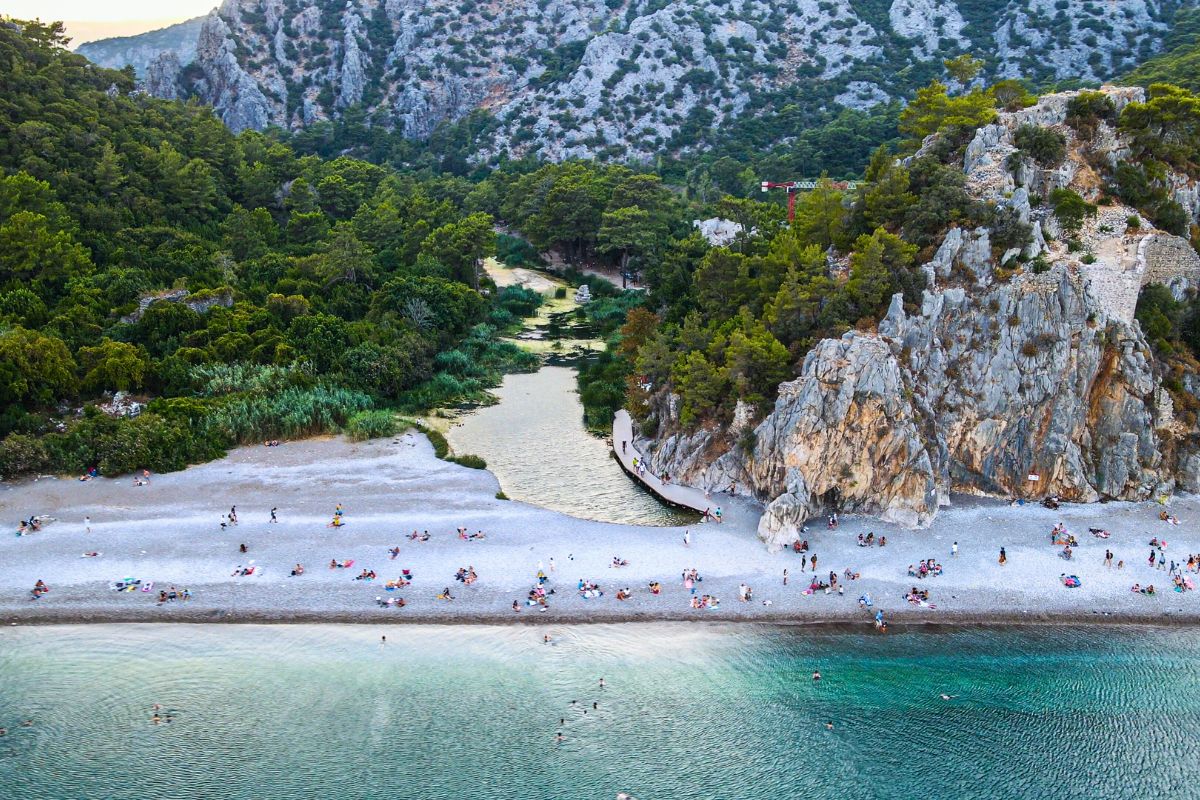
{"left": 640, "top": 87, "right": 1200, "bottom": 548}
{"left": 81, "top": 0, "right": 1184, "bottom": 160}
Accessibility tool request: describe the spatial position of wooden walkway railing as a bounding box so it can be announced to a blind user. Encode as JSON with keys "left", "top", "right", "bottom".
{"left": 612, "top": 410, "right": 713, "bottom": 515}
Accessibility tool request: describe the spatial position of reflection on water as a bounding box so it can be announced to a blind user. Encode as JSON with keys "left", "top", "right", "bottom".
{"left": 1, "top": 623, "right": 1198, "bottom": 799}
{"left": 447, "top": 366, "right": 694, "bottom": 526}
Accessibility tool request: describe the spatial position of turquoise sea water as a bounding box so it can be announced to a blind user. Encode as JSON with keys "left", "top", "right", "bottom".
{"left": 0, "top": 624, "right": 1197, "bottom": 799}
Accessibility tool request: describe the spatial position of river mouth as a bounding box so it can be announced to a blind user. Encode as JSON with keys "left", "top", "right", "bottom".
{"left": 446, "top": 365, "right": 696, "bottom": 526}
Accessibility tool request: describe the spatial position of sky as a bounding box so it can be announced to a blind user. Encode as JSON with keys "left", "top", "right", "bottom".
{"left": 5, "top": 0, "right": 217, "bottom": 44}
{"left": 6, "top": 0, "right": 215, "bottom": 22}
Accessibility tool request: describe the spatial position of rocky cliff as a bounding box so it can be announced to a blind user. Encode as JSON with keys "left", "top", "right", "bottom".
{"left": 75, "top": 16, "right": 206, "bottom": 78}
{"left": 80, "top": 0, "right": 1192, "bottom": 160}
{"left": 638, "top": 86, "right": 1200, "bottom": 548}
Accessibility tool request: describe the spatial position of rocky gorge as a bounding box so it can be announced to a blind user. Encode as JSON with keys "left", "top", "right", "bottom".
{"left": 637, "top": 86, "right": 1200, "bottom": 548}
{"left": 76, "top": 0, "right": 1194, "bottom": 161}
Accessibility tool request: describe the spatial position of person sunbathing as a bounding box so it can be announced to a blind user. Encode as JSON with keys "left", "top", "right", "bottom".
{"left": 648, "top": 581, "right": 661, "bottom": 595}
{"left": 611, "top": 557, "right": 629, "bottom": 568}
{"left": 616, "top": 588, "right": 631, "bottom": 601}
{"left": 437, "top": 587, "right": 454, "bottom": 601}
{"left": 290, "top": 564, "right": 305, "bottom": 576}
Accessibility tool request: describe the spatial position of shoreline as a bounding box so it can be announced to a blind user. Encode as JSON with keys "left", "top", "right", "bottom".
{"left": 3, "top": 608, "right": 1200, "bottom": 628}
{"left": 3, "top": 433, "right": 1198, "bottom": 631}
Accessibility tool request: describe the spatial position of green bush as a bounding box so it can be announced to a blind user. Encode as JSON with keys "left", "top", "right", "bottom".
{"left": 1049, "top": 188, "right": 1097, "bottom": 235}
{"left": 346, "top": 410, "right": 399, "bottom": 440}
{"left": 449, "top": 453, "right": 487, "bottom": 469}
{"left": 1013, "top": 124, "right": 1067, "bottom": 167}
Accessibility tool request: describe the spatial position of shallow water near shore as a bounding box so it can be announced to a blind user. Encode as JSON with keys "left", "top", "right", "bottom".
{"left": 1, "top": 623, "right": 1197, "bottom": 799}
{"left": 447, "top": 365, "right": 695, "bottom": 526}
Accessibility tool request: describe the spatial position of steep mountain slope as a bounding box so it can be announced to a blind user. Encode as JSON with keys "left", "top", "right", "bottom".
{"left": 75, "top": 16, "right": 206, "bottom": 77}
{"left": 85, "top": 0, "right": 1192, "bottom": 161}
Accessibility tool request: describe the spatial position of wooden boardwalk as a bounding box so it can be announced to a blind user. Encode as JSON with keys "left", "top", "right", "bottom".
{"left": 612, "top": 410, "right": 715, "bottom": 515}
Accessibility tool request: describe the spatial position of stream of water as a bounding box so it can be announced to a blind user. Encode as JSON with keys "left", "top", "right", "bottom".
{"left": 447, "top": 366, "right": 693, "bottom": 526}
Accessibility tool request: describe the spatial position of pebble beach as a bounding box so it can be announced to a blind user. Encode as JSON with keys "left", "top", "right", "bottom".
{"left": 2, "top": 431, "right": 1198, "bottom": 626}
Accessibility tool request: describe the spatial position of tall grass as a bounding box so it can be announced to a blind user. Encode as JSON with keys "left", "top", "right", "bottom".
{"left": 190, "top": 361, "right": 312, "bottom": 396}
{"left": 202, "top": 385, "right": 373, "bottom": 444}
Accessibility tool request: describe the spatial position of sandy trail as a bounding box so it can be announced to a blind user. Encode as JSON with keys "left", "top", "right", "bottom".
{"left": 1, "top": 432, "right": 1197, "bottom": 625}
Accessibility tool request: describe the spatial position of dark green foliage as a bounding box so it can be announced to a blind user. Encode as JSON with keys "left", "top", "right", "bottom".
{"left": 0, "top": 20, "right": 541, "bottom": 477}
{"left": 1049, "top": 188, "right": 1097, "bottom": 235}
{"left": 1012, "top": 124, "right": 1067, "bottom": 167}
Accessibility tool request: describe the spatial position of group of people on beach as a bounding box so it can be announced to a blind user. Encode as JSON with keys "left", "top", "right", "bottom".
{"left": 907, "top": 559, "right": 943, "bottom": 579}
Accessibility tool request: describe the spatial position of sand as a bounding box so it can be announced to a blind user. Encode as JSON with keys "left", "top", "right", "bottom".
{"left": 2, "top": 432, "right": 1198, "bottom": 626}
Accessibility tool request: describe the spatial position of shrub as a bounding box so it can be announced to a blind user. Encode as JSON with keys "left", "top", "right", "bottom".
{"left": 1021, "top": 340, "right": 1040, "bottom": 357}
{"left": 1127, "top": 215, "right": 1141, "bottom": 229}
{"left": 1013, "top": 124, "right": 1067, "bottom": 167}
{"left": 346, "top": 410, "right": 399, "bottom": 440}
{"left": 1081, "top": 253, "right": 1096, "bottom": 264}
{"left": 1049, "top": 188, "right": 1097, "bottom": 235}
{"left": 449, "top": 453, "right": 487, "bottom": 469}
{"left": 495, "top": 490, "right": 509, "bottom": 500}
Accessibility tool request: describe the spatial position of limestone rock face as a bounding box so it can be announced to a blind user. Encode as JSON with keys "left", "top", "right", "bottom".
{"left": 78, "top": 0, "right": 1186, "bottom": 160}
{"left": 639, "top": 86, "right": 1200, "bottom": 548}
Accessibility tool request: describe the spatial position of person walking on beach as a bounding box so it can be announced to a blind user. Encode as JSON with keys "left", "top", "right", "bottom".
{"left": 999, "top": 547, "right": 1007, "bottom": 566}
{"left": 1104, "top": 549, "right": 1113, "bottom": 568}
{"left": 84, "top": 516, "right": 91, "bottom": 534}
{"left": 1149, "top": 549, "right": 1156, "bottom": 568}
{"left": 1158, "top": 553, "right": 1167, "bottom": 571}
{"left": 683, "top": 530, "right": 691, "bottom": 548}
{"left": 230, "top": 506, "right": 238, "bottom": 525}
{"left": 783, "top": 568, "right": 789, "bottom": 586}
{"left": 270, "top": 507, "right": 278, "bottom": 523}
{"left": 951, "top": 541, "right": 958, "bottom": 557}
{"left": 810, "top": 553, "right": 817, "bottom": 573}
{"left": 549, "top": 557, "right": 556, "bottom": 572}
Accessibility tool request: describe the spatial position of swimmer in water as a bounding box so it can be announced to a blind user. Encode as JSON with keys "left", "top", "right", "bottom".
{"left": 151, "top": 714, "right": 162, "bottom": 724}
{"left": 544, "top": 634, "right": 552, "bottom": 644}
{"left": 813, "top": 671, "right": 822, "bottom": 681}
{"left": 940, "top": 694, "right": 958, "bottom": 701}
{"left": 381, "top": 635, "right": 386, "bottom": 644}
{"left": 556, "top": 732, "right": 565, "bottom": 743}
{"left": 826, "top": 721, "right": 834, "bottom": 730}
{"left": 20, "top": 720, "right": 32, "bottom": 727}
{"left": 599, "top": 677, "right": 606, "bottom": 689}
{"left": 593, "top": 702, "right": 598, "bottom": 710}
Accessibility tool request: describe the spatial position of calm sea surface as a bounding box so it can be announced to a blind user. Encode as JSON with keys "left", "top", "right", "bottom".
{"left": 0, "top": 623, "right": 1197, "bottom": 799}
{"left": 447, "top": 366, "right": 694, "bottom": 526}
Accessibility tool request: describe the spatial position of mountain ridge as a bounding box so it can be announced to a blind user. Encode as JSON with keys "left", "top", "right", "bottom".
{"left": 78, "top": 0, "right": 1194, "bottom": 162}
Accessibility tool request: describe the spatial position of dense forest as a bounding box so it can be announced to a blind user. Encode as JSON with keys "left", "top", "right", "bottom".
{"left": 0, "top": 20, "right": 545, "bottom": 477}
{"left": 7, "top": 15, "right": 1200, "bottom": 479}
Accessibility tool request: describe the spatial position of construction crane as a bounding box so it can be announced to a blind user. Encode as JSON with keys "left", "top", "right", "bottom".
{"left": 761, "top": 179, "right": 860, "bottom": 222}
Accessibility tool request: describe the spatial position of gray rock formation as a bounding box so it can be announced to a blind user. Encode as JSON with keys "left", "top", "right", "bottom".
{"left": 75, "top": 0, "right": 1190, "bottom": 160}
{"left": 638, "top": 87, "right": 1200, "bottom": 548}
{"left": 75, "top": 16, "right": 206, "bottom": 77}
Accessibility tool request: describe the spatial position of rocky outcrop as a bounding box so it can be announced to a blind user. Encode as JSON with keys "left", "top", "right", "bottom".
{"left": 640, "top": 87, "right": 1200, "bottom": 548}
{"left": 78, "top": 0, "right": 1189, "bottom": 161}
{"left": 75, "top": 16, "right": 205, "bottom": 77}
{"left": 121, "top": 288, "right": 234, "bottom": 324}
